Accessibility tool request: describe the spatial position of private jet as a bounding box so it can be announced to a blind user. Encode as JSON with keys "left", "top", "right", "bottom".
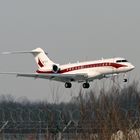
{"left": 0, "top": 48, "right": 135, "bottom": 88}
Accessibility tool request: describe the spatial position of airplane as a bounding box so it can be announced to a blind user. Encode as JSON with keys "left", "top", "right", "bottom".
{"left": 0, "top": 48, "right": 135, "bottom": 88}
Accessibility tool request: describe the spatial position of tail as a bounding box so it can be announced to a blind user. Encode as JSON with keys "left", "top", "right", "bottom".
{"left": 32, "top": 48, "right": 55, "bottom": 69}
{"left": 1, "top": 48, "right": 56, "bottom": 70}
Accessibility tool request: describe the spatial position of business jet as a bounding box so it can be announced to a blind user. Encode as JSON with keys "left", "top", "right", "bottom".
{"left": 0, "top": 48, "right": 135, "bottom": 88}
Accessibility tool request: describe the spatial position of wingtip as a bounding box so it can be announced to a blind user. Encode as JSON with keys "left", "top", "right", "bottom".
{"left": 0, "top": 52, "right": 12, "bottom": 55}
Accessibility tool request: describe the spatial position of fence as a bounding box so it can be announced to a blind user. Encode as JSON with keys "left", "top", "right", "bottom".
{"left": 0, "top": 108, "right": 140, "bottom": 140}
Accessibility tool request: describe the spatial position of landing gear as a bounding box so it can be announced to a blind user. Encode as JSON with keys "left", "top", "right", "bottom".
{"left": 83, "top": 82, "right": 90, "bottom": 89}
{"left": 123, "top": 78, "right": 128, "bottom": 82}
{"left": 65, "top": 82, "right": 72, "bottom": 88}
{"left": 123, "top": 73, "right": 128, "bottom": 83}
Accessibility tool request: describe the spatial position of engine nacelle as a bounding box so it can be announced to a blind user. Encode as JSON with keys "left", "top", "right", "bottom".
{"left": 52, "top": 64, "right": 60, "bottom": 73}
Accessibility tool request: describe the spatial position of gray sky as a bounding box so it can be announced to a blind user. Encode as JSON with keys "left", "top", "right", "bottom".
{"left": 0, "top": 0, "right": 139, "bottom": 102}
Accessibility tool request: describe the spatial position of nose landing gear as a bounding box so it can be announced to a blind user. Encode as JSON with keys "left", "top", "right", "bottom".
{"left": 123, "top": 73, "right": 128, "bottom": 82}
{"left": 123, "top": 78, "right": 128, "bottom": 82}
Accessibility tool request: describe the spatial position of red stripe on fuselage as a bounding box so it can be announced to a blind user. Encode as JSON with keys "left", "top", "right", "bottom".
{"left": 36, "top": 62, "right": 127, "bottom": 74}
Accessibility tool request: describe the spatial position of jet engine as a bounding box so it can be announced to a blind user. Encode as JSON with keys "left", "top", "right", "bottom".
{"left": 52, "top": 64, "right": 60, "bottom": 73}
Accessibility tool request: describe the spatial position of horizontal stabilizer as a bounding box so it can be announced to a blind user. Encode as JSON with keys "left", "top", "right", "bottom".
{"left": 0, "top": 48, "right": 52, "bottom": 69}
{"left": 1, "top": 51, "right": 43, "bottom": 55}
{"left": 1, "top": 51, "right": 36, "bottom": 55}
{"left": 0, "top": 48, "right": 48, "bottom": 55}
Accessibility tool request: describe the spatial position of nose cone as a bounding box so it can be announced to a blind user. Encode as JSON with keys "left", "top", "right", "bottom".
{"left": 130, "top": 65, "right": 135, "bottom": 70}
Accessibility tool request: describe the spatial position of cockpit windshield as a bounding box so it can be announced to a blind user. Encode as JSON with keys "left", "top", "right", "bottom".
{"left": 116, "top": 60, "right": 128, "bottom": 63}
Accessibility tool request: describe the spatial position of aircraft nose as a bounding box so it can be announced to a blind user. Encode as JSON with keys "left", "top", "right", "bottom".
{"left": 130, "top": 65, "right": 135, "bottom": 70}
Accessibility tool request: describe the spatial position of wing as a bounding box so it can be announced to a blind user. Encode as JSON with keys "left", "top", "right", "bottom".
{"left": 0, "top": 72, "right": 88, "bottom": 83}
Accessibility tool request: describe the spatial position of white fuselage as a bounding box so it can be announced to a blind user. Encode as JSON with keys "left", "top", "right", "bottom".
{"left": 37, "top": 57, "right": 134, "bottom": 82}
{"left": 0, "top": 48, "right": 135, "bottom": 88}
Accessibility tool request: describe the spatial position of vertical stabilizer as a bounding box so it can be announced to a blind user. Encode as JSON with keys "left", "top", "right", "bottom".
{"left": 32, "top": 48, "right": 54, "bottom": 69}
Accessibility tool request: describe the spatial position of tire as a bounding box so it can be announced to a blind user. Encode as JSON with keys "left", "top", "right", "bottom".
{"left": 65, "top": 82, "right": 72, "bottom": 88}
{"left": 123, "top": 79, "right": 128, "bottom": 82}
{"left": 83, "top": 83, "right": 90, "bottom": 88}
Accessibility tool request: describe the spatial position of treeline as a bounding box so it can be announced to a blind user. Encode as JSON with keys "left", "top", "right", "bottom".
{"left": 0, "top": 81, "right": 140, "bottom": 139}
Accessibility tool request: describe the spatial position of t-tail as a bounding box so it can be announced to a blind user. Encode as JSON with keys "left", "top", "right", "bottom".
{"left": 1, "top": 48, "right": 60, "bottom": 73}
{"left": 32, "top": 48, "right": 54, "bottom": 70}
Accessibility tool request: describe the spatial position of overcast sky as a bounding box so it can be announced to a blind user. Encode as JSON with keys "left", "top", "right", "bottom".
{"left": 0, "top": 0, "right": 139, "bottom": 102}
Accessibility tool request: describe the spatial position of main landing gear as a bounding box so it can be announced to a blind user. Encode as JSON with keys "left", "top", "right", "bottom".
{"left": 65, "top": 82, "right": 90, "bottom": 89}
{"left": 83, "top": 82, "right": 90, "bottom": 89}
{"left": 65, "top": 82, "right": 72, "bottom": 88}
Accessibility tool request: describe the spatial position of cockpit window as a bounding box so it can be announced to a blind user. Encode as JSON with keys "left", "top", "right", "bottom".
{"left": 122, "top": 60, "right": 128, "bottom": 62}
{"left": 116, "top": 60, "right": 122, "bottom": 63}
{"left": 116, "top": 60, "right": 128, "bottom": 63}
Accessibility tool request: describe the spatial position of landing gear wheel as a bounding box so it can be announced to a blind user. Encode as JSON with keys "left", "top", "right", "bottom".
{"left": 83, "top": 83, "right": 90, "bottom": 89}
{"left": 65, "top": 82, "right": 72, "bottom": 88}
{"left": 123, "top": 79, "right": 128, "bottom": 82}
